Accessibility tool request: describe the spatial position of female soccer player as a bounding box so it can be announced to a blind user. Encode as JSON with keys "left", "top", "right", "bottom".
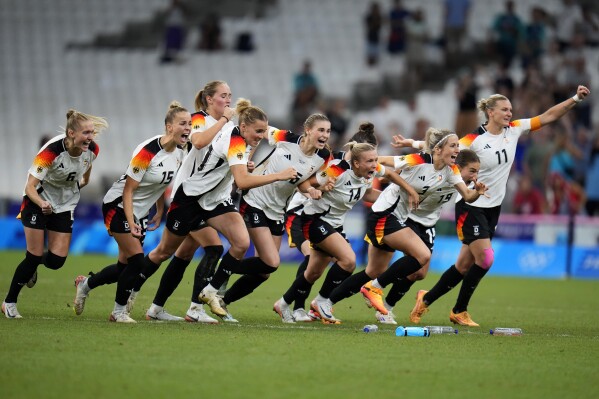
{"left": 315, "top": 129, "right": 487, "bottom": 323}
{"left": 273, "top": 136, "right": 419, "bottom": 323}
{"left": 410, "top": 85, "right": 590, "bottom": 327}
{"left": 2, "top": 109, "right": 107, "bottom": 318}
{"left": 72, "top": 101, "right": 190, "bottom": 323}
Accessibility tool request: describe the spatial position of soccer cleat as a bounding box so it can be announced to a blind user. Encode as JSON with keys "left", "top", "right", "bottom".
{"left": 449, "top": 310, "right": 479, "bottom": 327}
{"left": 2, "top": 302, "right": 22, "bottom": 319}
{"left": 273, "top": 298, "right": 295, "bottom": 323}
{"left": 198, "top": 287, "right": 227, "bottom": 317}
{"left": 410, "top": 290, "right": 429, "bottom": 323}
{"left": 360, "top": 281, "right": 387, "bottom": 315}
{"left": 73, "top": 275, "right": 89, "bottom": 315}
{"left": 146, "top": 306, "right": 184, "bottom": 321}
{"left": 109, "top": 311, "right": 136, "bottom": 323}
{"left": 185, "top": 304, "right": 219, "bottom": 324}
{"left": 292, "top": 308, "right": 313, "bottom": 322}
{"left": 126, "top": 290, "right": 138, "bottom": 314}
{"left": 316, "top": 298, "right": 339, "bottom": 323}
{"left": 217, "top": 297, "right": 238, "bottom": 323}
{"left": 309, "top": 300, "right": 322, "bottom": 320}
{"left": 376, "top": 310, "right": 397, "bottom": 325}
{"left": 26, "top": 270, "right": 38, "bottom": 288}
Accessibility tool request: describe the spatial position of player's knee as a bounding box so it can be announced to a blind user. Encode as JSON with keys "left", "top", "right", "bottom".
{"left": 43, "top": 251, "right": 67, "bottom": 270}
{"left": 479, "top": 248, "right": 494, "bottom": 270}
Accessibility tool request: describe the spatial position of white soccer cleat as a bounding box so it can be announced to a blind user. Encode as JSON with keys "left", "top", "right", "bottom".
{"left": 109, "top": 310, "right": 136, "bottom": 323}
{"left": 126, "top": 290, "right": 139, "bottom": 314}
{"left": 292, "top": 308, "right": 313, "bottom": 322}
{"left": 146, "top": 305, "right": 184, "bottom": 321}
{"left": 198, "top": 286, "right": 227, "bottom": 317}
{"left": 376, "top": 310, "right": 397, "bottom": 325}
{"left": 316, "top": 298, "right": 339, "bottom": 323}
{"left": 217, "top": 297, "right": 238, "bottom": 323}
{"left": 185, "top": 304, "right": 219, "bottom": 324}
{"left": 73, "top": 275, "right": 89, "bottom": 316}
{"left": 273, "top": 298, "right": 295, "bottom": 323}
{"left": 2, "top": 302, "right": 22, "bottom": 319}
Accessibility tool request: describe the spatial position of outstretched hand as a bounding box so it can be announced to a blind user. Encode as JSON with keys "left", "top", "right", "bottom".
{"left": 391, "top": 134, "right": 413, "bottom": 149}
{"left": 576, "top": 85, "right": 591, "bottom": 101}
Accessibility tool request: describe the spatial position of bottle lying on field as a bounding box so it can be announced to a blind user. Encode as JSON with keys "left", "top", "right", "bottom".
{"left": 395, "top": 326, "right": 430, "bottom": 337}
{"left": 490, "top": 328, "right": 523, "bottom": 336}
{"left": 425, "top": 326, "right": 458, "bottom": 335}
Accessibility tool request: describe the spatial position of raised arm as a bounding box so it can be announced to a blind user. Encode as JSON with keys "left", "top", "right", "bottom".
{"left": 383, "top": 168, "right": 420, "bottom": 210}
{"left": 538, "top": 85, "right": 590, "bottom": 126}
{"left": 190, "top": 107, "right": 236, "bottom": 149}
{"left": 454, "top": 180, "right": 488, "bottom": 203}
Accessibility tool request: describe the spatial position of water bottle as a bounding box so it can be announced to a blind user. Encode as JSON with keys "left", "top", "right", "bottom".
{"left": 490, "top": 327, "right": 523, "bottom": 336}
{"left": 395, "top": 326, "right": 430, "bottom": 337}
{"left": 363, "top": 324, "right": 379, "bottom": 333}
{"left": 425, "top": 326, "right": 458, "bottom": 335}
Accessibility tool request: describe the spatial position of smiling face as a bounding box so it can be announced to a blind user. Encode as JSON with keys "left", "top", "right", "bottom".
{"left": 488, "top": 99, "right": 513, "bottom": 128}
{"left": 167, "top": 111, "right": 192, "bottom": 145}
{"left": 206, "top": 83, "right": 232, "bottom": 117}
{"left": 434, "top": 135, "right": 460, "bottom": 167}
{"left": 305, "top": 120, "right": 331, "bottom": 151}
{"left": 353, "top": 149, "right": 379, "bottom": 178}
{"left": 241, "top": 119, "right": 268, "bottom": 147}
{"left": 68, "top": 120, "right": 95, "bottom": 153}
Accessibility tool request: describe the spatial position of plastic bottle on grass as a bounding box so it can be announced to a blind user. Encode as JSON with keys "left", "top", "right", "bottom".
{"left": 363, "top": 324, "right": 379, "bottom": 333}
{"left": 490, "top": 328, "right": 523, "bottom": 336}
{"left": 426, "top": 326, "right": 458, "bottom": 335}
{"left": 395, "top": 326, "right": 430, "bottom": 337}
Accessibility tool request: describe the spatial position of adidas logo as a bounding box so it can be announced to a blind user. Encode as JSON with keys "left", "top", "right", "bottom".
{"left": 418, "top": 176, "right": 425, "bottom": 181}
{"left": 58, "top": 163, "right": 64, "bottom": 169}
{"left": 284, "top": 154, "right": 291, "bottom": 161}
{"left": 158, "top": 162, "right": 163, "bottom": 167}
{"left": 345, "top": 181, "right": 352, "bottom": 186}
{"left": 484, "top": 144, "right": 491, "bottom": 149}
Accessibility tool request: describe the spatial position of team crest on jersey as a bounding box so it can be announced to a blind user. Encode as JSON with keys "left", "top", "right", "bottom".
{"left": 133, "top": 167, "right": 140, "bottom": 174}
{"left": 437, "top": 175, "right": 442, "bottom": 181}
{"left": 237, "top": 152, "right": 243, "bottom": 160}
{"left": 83, "top": 160, "right": 89, "bottom": 168}
{"left": 320, "top": 171, "right": 327, "bottom": 177}
{"left": 36, "top": 166, "right": 43, "bottom": 174}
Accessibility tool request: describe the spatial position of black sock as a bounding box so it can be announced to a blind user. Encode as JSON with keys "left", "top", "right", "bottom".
{"left": 87, "top": 262, "right": 126, "bottom": 289}
{"left": 377, "top": 255, "right": 421, "bottom": 288}
{"left": 295, "top": 255, "right": 310, "bottom": 278}
{"left": 318, "top": 263, "right": 353, "bottom": 298}
{"left": 133, "top": 255, "right": 161, "bottom": 292}
{"left": 5, "top": 251, "right": 42, "bottom": 303}
{"left": 191, "top": 245, "right": 224, "bottom": 302}
{"left": 386, "top": 278, "right": 415, "bottom": 307}
{"left": 223, "top": 274, "right": 268, "bottom": 304}
{"left": 115, "top": 253, "right": 145, "bottom": 306}
{"left": 283, "top": 273, "right": 313, "bottom": 305}
{"left": 423, "top": 265, "right": 464, "bottom": 306}
{"left": 453, "top": 264, "right": 487, "bottom": 313}
{"left": 329, "top": 270, "right": 373, "bottom": 304}
{"left": 152, "top": 256, "right": 191, "bottom": 307}
{"left": 239, "top": 257, "right": 278, "bottom": 275}
{"left": 210, "top": 252, "right": 241, "bottom": 289}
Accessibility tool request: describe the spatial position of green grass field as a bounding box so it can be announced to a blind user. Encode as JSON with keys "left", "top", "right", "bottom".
{"left": 1, "top": 250, "right": 598, "bottom": 399}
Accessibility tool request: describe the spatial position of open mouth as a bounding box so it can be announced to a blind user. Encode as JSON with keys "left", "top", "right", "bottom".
{"left": 181, "top": 133, "right": 190, "bottom": 142}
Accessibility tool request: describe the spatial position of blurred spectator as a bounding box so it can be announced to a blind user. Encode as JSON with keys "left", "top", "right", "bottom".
{"left": 547, "top": 132, "right": 586, "bottom": 215}
{"left": 521, "top": 7, "right": 549, "bottom": 68}
{"left": 405, "top": 8, "right": 428, "bottom": 94}
{"left": 198, "top": 13, "right": 223, "bottom": 51}
{"left": 491, "top": 1, "right": 524, "bottom": 67}
{"left": 325, "top": 98, "right": 349, "bottom": 148}
{"left": 580, "top": 5, "right": 599, "bottom": 47}
{"left": 443, "top": 0, "right": 470, "bottom": 66}
{"left": 387, "top": 0, "right": 411, "bottom": 54}
{"left": 160, "top": 0, "right": 187, "bottom": 64}
{"left": 235, "top": 32, "right": 255, "bottom": 52}
{"left": 454, "top": 70, "right": 479, "bottom": 135}
{"left": 494, "top": 63, "right": 515, "bottom": 99}
{"left": 585, "top": 133, "right": 599, "bottom": 216}
{"left": 291, "top": 60, "right": 319, "bottom": 132}
{"left": 513, "top": 174, "right": 546, "bottom": 214}
{"left": 540, "top": 39, "right": 564, "bottom": 79}
{"left": 523, "top": 125, "right": 555, "bottom": 192}
{"left": 365, "top": 2, "right": 384, "bottom": 66}
{"left": 553, "top": 0, "right": 582, "bottom": 51}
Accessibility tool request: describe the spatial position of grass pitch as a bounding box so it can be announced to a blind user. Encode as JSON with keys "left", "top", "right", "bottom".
{"left": 1, "top": 250, "right": 598, "bottom": 399}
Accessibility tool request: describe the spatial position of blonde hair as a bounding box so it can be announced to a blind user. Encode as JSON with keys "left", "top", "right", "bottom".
{"left": 194, "top": 80, "right": 228, "bottom": 112}
{"left": 303, "top": 113, "right": 329, "bottom": 135}
{"left": 477, "top": 94, "right": 509, "bottom": 120}
{"left": 235, "top": 98, "right": 267, "bottom": 126}
{"left": 65, "top": 109, "right": 108, "bottom": 138}
{"left": 344, "top": 141, "right": 376, "bottom": 165}
{"left": 424, "top": 127, "right": 457, "bottom": 153}
{"left": 164, "top": 100, "right": 188, "bottom": 126}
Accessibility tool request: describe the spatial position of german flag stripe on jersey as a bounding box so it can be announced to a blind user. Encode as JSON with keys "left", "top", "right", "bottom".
{"left": 459, "top": 134, "right": 478, "bottom": 148}
{"left": 510, "top": 116, "right": 542, "bottom": 132}
{"left": 89, "top": 141, "right": 99, "bottom": 157}
{"left": 33, "top": 147, "right": 59, "bottom": 170}
{"left": 130, "top": 147, "right": 155, "bottom": 173}
{"left": 403, "top": 153, "right": 427, "bottom": 166}
{"left": 324, "top": 162, "right": 347, "bottom": 179}
{"left": 456, "top": 210, "right": 468, "bottom": 242}
{"left": 227, "top": 134, "right": 247, "bottom": 162}
{"left": 191, "top": 112, "right": 206, "bottom": 132}
{"left": 450, "top": 164, "right": 460, "bottom": 175}
{"left": 270, "top": 128, "right": 294, "bottom": 144}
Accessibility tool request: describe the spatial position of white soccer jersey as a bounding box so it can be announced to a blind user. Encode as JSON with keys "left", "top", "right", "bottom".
{"left": 25, "top": 134, "right": 99, "bottom": 213}
{"left": 409, "top": 185, "right": 456, "bottom": 227}
{"left": 459, "top": 118, "right": 540, "bottom": 207}
{"left": 171, "top": 110, "right": 233, "bottom": 199}
{"left": 371, "top": 153, "right": 463, "bottom": 224}
{"left": 304, "top": 160, "right": 385, "bottom": 228}
{"left": 180, "top": 125, "right": 248, "bottom": 210}
{"left": 103, "top": 135, "right": 185, "bottom": 219}
{"left": 287, "top": 192, "right": 309, "bottom": 215}
{"left": 244, "top": 128, "right": 330, "bottom": 222}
